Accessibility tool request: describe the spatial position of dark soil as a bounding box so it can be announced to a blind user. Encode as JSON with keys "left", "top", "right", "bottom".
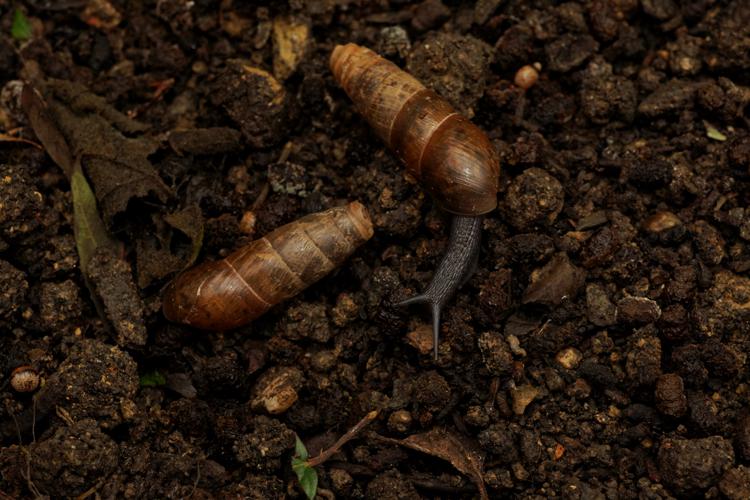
{"left": 1, "top": 0, "right": 750, "bottom": 498}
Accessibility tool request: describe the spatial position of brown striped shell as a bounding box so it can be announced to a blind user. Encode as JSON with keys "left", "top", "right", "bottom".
{"left": 163, "top": 202, "right": 373, "bottom": 330}
{"left": 330, "top": 43, "right": 499, "bottom": 216}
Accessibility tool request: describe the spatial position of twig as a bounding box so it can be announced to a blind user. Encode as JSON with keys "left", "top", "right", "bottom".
{"left": 31, "top": 397, "right": 36, "bottom": 444}
{"left": 189, "top": 461, "right": 201, "bottom": 498}
{"left": 250, "top": 183, "right": 270, "bottom": 211}
{"left": 411, "top": 477, "right": 477, "bottom": 495}
{"left": 0, "top": 132, "right": 42, "bottom": 149}
{"left": 11, "top": 407, "right": 44, "bottom": 499}
{"left": 306, "top": 410, "right": 379, "bottom": 468}
{"left": 75, "top": 476, "right": 108, "bottom": 500}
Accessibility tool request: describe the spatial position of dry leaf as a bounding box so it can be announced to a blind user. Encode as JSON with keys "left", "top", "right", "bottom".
{"left": 21, "top": 84, "right": 74, "bottom": 178}
{"left": 135, "top": 205, "right": 204, "bottom": 288}
{"left": 40, "top": 79, "right": 171, "bottom": 225}
{"left": 376, "top": 428, "right": 488, "bottom": 500}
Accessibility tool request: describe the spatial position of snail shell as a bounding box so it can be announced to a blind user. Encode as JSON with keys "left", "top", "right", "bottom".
{"left": 330, "top": 43, "right": 499, "bottom": 216}
{"left": 163, "top": 202, "right": 373, "bottom": 330}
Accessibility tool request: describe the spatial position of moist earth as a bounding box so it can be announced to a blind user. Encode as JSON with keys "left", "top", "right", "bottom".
{"left": 1, "top": 0, "right": 750, "bottom": 498}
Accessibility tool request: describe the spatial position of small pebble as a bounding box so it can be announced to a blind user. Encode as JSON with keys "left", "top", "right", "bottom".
{"left": 377, "top": 26, "right": 410, "bottom": 59}
{"left": 586, "top": 283, "right": 617, "bottom": 326}
{"left": 405, "top": 324, "right": 435, "bottom": 355}
{"left": 272, "top": 15, "right": 310, "bottom": 81}
{"left": 506, "top": 334, "right": 526, "bottom": 357}
{"left": 514, "top": 64, "right": 540, "bottom": 90}
{"left": 543, "top": 367, "right": 565, "bottom": 392}
{"left": 617, "top": 296, "right": 661, "bottom": 323}
{"left": 643, "top": 211, "right": 682, "bottom": 234}
{"left": 332, "top": 293, "right": 359, "bottom": 327}
{"left": 690, "top": 220, "right": 726, "bottom": 265}
{"left": 465, "top": 405, "right": 491, "bottom": 428}
{"left": 555, "top": 347, "right": 583, "bottom": 370}
{"left": 387, "top": 410, "right": 413, "bottom": 433}
{"left": 250, "top": 367, "right": 303, "bottom": 414}
{"left": 511, "top": 384, "right": 540, "bottom": 415}
{"left": 567, "top": 378, "right": 592, "bottom": 399}
{"left": 478, "top": 332, "right": 514, "bottom": 376}
{"left": 523, "top": 253, "right": 585, "bottom": 306}
{"left": 239, "top": 211, "right": 256, "bottom": 236}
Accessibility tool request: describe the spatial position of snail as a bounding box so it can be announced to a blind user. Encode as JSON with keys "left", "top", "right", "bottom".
{"left": 330, "top": 43, "right": 500, "bottom": 357}
{"left": 163, "top": 202, "right": 373, "bottom": 330}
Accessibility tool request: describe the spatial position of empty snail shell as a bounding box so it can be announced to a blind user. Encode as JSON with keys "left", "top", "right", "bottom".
{"left": 330, "top": 43, "right": 500, "bottom": 358}
{"left": 163, "top": 202, "right": 373, "bottom": 330}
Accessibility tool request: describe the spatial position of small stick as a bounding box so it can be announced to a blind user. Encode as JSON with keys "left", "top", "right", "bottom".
{"left": 306, "top": 410, "right": 378, "bottom": 468}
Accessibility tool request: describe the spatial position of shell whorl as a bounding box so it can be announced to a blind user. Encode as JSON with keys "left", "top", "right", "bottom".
{"left": 163, "top": 202, "right": 373, "bottom": 330}
{"left": 330, "top": 43, "right": 499, "bottom": 216}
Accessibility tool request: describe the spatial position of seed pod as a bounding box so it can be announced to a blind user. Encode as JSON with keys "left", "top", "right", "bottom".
{"left": 11, "top": 365, "right": 39, "bottom": 393}
{"left": 330, "top": 43, "right": 499, "bottom": 216}
{"left": 163, "top": 202, "right": 373, "bottom": 330}
{"left": 514, "top": 64, "right": 540, "bottom": 90}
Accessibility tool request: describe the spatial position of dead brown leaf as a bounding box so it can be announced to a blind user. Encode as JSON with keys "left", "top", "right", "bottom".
{"left": 135, "top": 204, "right": 204, "bottom": 288}
{"left": 39, "top": 79, "right": 172, "bottom": 225}
{"left": 21, "top": 84, "right": 74, "bottom": 177}
{"left": 374, "top": 428, "right": 488, "bottom": 500}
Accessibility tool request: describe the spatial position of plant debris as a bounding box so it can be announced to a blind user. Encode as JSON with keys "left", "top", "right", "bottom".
{"left": 374, "top": 428, "right": 488, "bottom": 500}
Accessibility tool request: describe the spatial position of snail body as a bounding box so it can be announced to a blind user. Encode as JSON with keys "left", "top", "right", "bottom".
{"left": 330, "top": 43, "right": 500, "bottom": 357}
{"left": 163, "top": 202, "right": 373, "bottom": 330}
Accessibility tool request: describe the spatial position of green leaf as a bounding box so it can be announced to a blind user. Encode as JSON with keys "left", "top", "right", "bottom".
{"left": 705, "top": 122, "right": 727, "bottom": 142}
{"left": 292, "top": 436, "right": 318, "bottom": 500}
{"left": 294, "top": 435, "right": 309, "bottom": 461}
{"left": 295, "top": 463, "right": 318, "bottom": 500}
{"left": 140, "top": 370, "right": 166, "bottom": 387}
{"left": 71, "top": 161, "right": 115, "bottom": 274}
{"left": 11, "top": 9, "right": 32, "bottom": 41}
